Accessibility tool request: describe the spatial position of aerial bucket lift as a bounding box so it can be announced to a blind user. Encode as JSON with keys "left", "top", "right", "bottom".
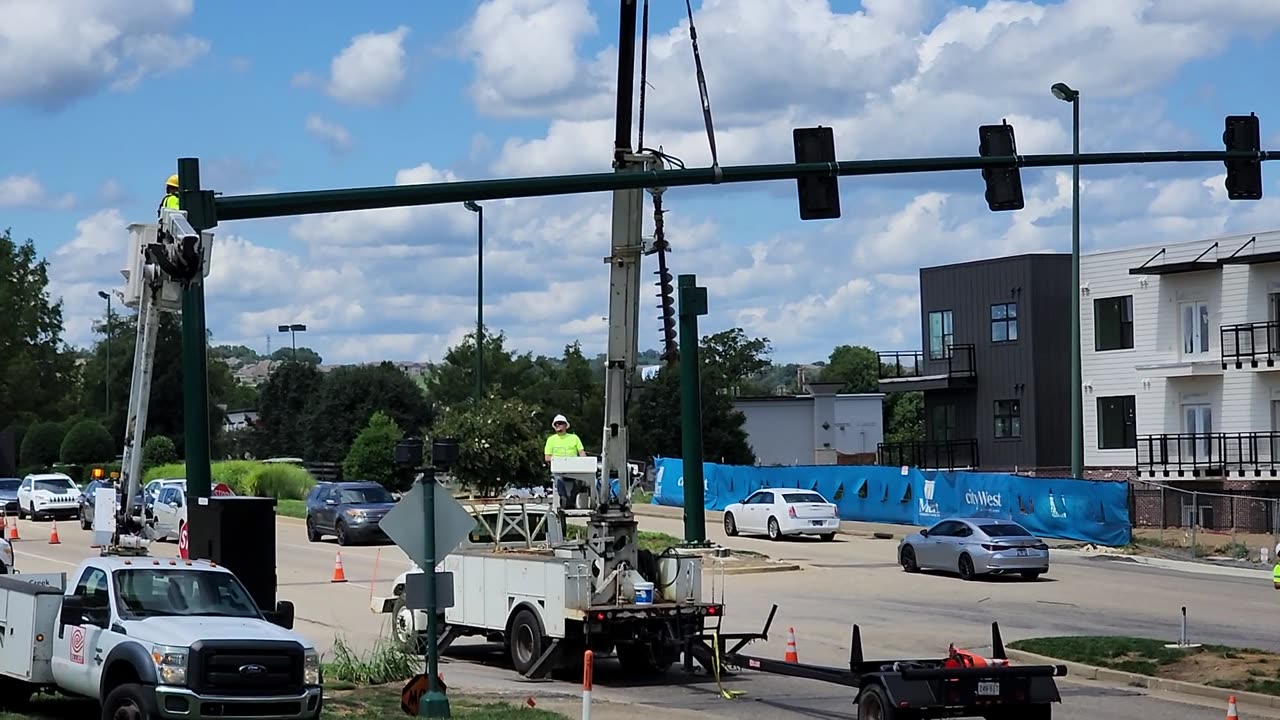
{"left": 111, "top": 208, "right": 214, "bottom": 550}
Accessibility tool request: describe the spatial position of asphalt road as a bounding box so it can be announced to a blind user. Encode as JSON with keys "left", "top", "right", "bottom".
{"left": 6, "top": 512, "right": 1277, "bottom": 720}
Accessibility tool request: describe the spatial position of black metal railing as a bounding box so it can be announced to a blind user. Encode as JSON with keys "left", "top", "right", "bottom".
{"left": 877, "top": 344, "right": 977, "bottom": 381}
{"left": 1220, "top": 321, "right": 1280, "bottom": 369}
{"left": 1136, "top": 432, "right": 1280, "bottom": 476}
{"left": 878, "top": 439, "right": 979, "bottom": 470}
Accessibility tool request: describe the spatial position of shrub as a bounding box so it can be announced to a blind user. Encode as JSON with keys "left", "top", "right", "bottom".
{"left": 141, "top": 460, "right": 315, "bottom": 499}
{"left": 142, "top": 436, "right": 178, "bottom": 469}
{"left": 20, "top": 421, "right": 65, "bottom": 468}
{"left": 59, "top": 420, "right": 116, "bottom": 465}
{"left": 342, "top": 411, "right": 404, "bottom": 491}
{"left": 434, "top": 397, "right": 545, "bottom": 498}
{"left": 143, "top": 463, "right": 187, "bottom": 483}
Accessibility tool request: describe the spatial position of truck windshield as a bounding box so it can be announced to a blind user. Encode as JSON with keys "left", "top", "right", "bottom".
{"left": 114, "top": 569, "right": 261, "bottom": 619}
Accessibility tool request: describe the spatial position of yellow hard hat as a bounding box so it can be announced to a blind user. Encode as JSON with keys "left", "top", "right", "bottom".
{"left": 166, "top": 174, "right": 179, "bottom": 188}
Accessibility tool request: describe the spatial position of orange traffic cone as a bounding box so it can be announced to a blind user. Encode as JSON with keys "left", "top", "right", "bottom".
{"left": 6, "top": 516, "right": 19, "bottom": 541}
{"left": 1226, "top": 694, "right": 1239, "bottom": 719}
{"left": 331, "top": 551, "right": 348, "bottom": 583}
{"left": 784, "top": 627, "right": 799, "bottom": 663}
{"left": 48, "top": 520, "right": 61, "bottom": 545}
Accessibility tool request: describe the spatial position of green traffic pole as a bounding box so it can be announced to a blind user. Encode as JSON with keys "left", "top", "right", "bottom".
{"left": 677, "top": 275, "right": 708, "bottom": 545}
{"left": 211, "top": 149, "right": 1274, "bottom": 224}
{"left": 177, "top": 158, "right": 212, "bottom": 502}
{"left": 419, "top": 466, "right": 448, "bottom": 718}
{"left": 1069, "top": 94, "right": 1084, "bottom": 479}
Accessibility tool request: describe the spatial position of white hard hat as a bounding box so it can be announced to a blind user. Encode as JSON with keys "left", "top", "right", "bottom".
{"left": 552, "top": 414, "right": 569, "bottom": 428}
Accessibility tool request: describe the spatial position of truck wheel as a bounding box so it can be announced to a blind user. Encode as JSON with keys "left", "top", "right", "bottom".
{"left": 508, "top": 608, "right": 545, "bottom": 676}
{"left": 102, "top": 682, "right": 153, "bottom": 720}
{"left": 857, "top": 683, "right": 895, "bottom": 720}
{"left": 392, "top": 594, "right": 424, "bottom": 654}
{"left": 616, "top": 642, "right": 674, "bottom": 675}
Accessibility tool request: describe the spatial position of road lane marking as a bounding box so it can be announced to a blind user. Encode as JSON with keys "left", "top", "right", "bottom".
{"left": 14, "top": 548, "right": 81, "bottom": 568}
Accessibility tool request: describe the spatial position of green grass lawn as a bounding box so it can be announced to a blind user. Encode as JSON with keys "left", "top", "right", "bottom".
{"left": 0, "top": 687, "right": 565, "bottom": 720}
{"left": 277, "top": 498, "right": 306, "bottom": 518}
{"left": 1010, "top": 636, "right": 1280, "bottom": 696}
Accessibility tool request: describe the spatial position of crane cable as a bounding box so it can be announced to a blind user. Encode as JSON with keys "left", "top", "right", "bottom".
{"left": 684, "top": 0, "right": 721, "bottom": 183}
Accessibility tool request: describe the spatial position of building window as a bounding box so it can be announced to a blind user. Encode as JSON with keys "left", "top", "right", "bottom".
{"left": 1096, "top": 395, "right": 1136, "bottom": 449}
{"left": 994, "top": 399, "right": 1021, "bottom": 439}
{"left": 1093, "top": 295, "right": 1134, "bottom": 351}
{"left": 928, "top": 310, "right": 953, "bottom": 360}
{"left": 991, "top": 302, "right": 1018, "bottom": 343}
{"left": 1180, "top": 301, "right": 1211, "bottom": 355}
{"left": 929, "top": 403, "right": 957, "bottom": 441}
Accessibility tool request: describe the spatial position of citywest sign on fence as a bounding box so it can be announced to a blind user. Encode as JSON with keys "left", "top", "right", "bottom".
{"left": 651, "top": 458, "right": 1131, "bottom": 547}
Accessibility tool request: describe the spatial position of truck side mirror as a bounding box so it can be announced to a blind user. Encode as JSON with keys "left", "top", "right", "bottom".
{"left": 270, "top": 600, "right": 295, "bottom": 630}
{"left": 60, "top": 595, "right": 86, "bottom": 627}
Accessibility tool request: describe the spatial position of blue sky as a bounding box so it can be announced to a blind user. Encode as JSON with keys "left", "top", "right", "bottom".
{"left": 3, "top": 0, "right": 1280, "bottom": 365}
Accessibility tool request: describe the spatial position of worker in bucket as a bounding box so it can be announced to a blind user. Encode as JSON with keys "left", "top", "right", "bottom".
{"left": 544, "top": 414, "right": 586, "bottom": 508}
{"left": 158, "top": 174, "right": 180, "bottom": 217}
{"left": 1273, "top": 559, "right": 1279, "bottom": 590}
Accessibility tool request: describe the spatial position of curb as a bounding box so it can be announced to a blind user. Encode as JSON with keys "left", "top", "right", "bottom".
{"left": 1005, "top": 648, "right": 1280, "bottom": 710}
{"left": 720, "top": 562, "right": 803, "bottom": 576}
{"left": 1053, "top": 548, "right": 1272, "bottom": 580}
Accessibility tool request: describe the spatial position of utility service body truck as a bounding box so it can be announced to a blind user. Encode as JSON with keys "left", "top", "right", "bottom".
{"left": 0, "top": 207, "right": 323, "bottom": 719}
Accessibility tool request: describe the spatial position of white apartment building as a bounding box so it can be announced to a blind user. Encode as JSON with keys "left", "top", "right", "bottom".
{"left": 1081, "top": 229, "right": 1280, "bottom": 482}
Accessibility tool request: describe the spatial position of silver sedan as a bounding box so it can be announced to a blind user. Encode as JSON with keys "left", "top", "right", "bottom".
{"left": 898, "top": 517, "right": 1050, "bottom": 581}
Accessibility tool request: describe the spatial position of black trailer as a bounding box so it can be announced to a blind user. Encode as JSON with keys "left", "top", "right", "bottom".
{"left": 689, "top": 605, "right": 1068, "bottom": 719}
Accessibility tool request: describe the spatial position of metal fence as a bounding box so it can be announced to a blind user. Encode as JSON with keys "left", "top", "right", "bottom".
{"left": 1128, "top": 478, "right": 1280, "bottom": 562}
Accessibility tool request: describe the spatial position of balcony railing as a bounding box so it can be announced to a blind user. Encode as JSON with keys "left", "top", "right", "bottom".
{"left": 1136, "top": 432, "right": 1280, "bottom": 477}
{"left": 878, "top": 344, "right": 977, "bottom": 381}
{"left": 1220, "top": 321, "right": 1280, "bottom": 369}
{"left": 878, "top": 439, "right": 979, "bottom": 470}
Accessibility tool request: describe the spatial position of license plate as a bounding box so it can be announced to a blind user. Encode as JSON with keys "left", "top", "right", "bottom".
{"left": 1016, "top": 548, "right": 1027, "bottom": 556}
{"left": 812, "top": 521, "right": 824, "bottom": 526}
{"left": 977, "top": 681, "right": 1000, "bottom": 696}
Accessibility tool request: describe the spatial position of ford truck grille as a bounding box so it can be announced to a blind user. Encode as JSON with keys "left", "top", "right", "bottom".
{"left": 189, "top": 640, "right": 304, "bottom": 697}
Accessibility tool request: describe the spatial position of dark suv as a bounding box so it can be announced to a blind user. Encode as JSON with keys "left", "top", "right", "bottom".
{"left": 304, "top": 481, "right": 397, "bottom": 546}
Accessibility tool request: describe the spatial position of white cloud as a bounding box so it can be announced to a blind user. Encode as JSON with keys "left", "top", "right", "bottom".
{"left": 0, "top": 0, "right": 209, "bottom": 110}
{"left": 325, "top": 26, "right": 411, "bottom": 106}
{"left": 0, "top": 174, "right": 74, "bottom": 209}
{"left": 304, "top": 114, "right": 354, "bottom": 154}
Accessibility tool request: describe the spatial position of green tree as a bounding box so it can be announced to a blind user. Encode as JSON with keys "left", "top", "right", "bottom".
{"left": 701, "top": 328, "right": 773, "bottom": 396}
{"left": 342, "top": 411, "right": 405, "bottom": 490}
{"left": 628, "top": 367, "right": 755, "bottom": 465}
{"left": 20, "top": 421, "right": 65, "bottom": 467}
{"left": 210, "top": 345, "right": 262, "bottom": 363}
{"left": 142, "top": 435, "right": 178, "bottom": 469}
{"left": 819, "top": 344, "right": 924, "bottom": 445}
{"left": 59, "top": 419, "right": 115, "bottom": 464}
{"left": 270, "top": 346, "right": 323, "bottom": 365}
{"left": 0, "top": 229, "right": 79, "bottom": 429}
{"left": 300, "top": 363, "right": 433, "bottom": 462}
{"left": 434, "top": 397, "right": 545, "bottom": 497}
{"left": 884, "top": 392, "right": 925, "bottom": 443}
{"left": 252, "top": 361, "right": 324, "bottom": 459}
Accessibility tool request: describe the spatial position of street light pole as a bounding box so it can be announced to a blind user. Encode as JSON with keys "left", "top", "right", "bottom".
{"left": 98, "top": 291, "right": 112, "bottom": 420}
{"left": 277, "top": 323, "right": 307, "bottom": 362}
{"left": 1052, "top": 82, "right": 1083, "bottom": 479}
{"left": 464, "top": 201, "right": 484, "bottom": 401}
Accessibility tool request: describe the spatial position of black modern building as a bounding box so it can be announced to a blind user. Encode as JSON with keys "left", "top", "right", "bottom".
{"left": 876, "top": 253, "right": 1073, "bottom": 473}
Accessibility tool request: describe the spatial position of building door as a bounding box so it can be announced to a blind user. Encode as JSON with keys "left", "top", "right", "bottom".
{"left": 1269, "top": 293, "right": 1280, "bottom": 355}
{"left": 1181, "top": 403, "right": 1213, "bottom": 463}
{"left": 1180, "top": 301, "right": 1210, "bottom": 357}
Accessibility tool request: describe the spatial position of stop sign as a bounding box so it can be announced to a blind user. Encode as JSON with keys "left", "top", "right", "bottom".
{"left": 178, "top": 521, "right": 189, "bottom": 560}
{"left": 212, "top": 483, "right": 233, "bottom": 497}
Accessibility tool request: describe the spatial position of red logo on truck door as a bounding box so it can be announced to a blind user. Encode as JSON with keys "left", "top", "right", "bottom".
{"left": 70, "top": 626, "right": 85, "bottom": 664}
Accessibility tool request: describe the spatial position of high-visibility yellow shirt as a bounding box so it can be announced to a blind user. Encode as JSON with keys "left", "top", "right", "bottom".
{"left": 1273, "top": 563, "right": 1280, "bottom": 586}
{"left": 545, "top": 432, "right": 584, "bottom": 457}
{"left": 158, "top": 192, "right": 179, "bottom": 216}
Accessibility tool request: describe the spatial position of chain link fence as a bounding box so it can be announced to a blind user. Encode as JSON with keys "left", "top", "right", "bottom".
{"left": 1128, "top": 479, "right": 1280, "bottom": 563}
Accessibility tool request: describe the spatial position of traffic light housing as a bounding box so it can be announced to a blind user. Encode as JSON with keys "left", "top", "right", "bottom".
{"left": 978, "top": 121, "right": 1024, "bottom": 211}
{"left": 793, "top": 126, "right": 841, "bottom": 220}
{"left": 1224, "top": 113, "right": 1263, "bottom": 200}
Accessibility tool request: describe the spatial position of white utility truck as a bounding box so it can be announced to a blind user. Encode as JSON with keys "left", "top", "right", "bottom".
{"left": 0, "top": 555, "right": 322, "bottom": 718}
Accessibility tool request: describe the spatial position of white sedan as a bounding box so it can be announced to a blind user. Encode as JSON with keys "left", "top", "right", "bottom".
{"left": 16, "top": 473, "right": 82, "bottom": 521}
{"left": 0, "top": 536, "right": 12, "bottom": 574}
{"left": 723, "top": 488, "right": 840, "bottom": 541}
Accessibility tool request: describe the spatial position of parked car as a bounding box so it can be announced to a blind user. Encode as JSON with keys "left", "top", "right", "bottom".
{"left": 149, "top": 482, "right": 188, "bottom": 541}
{"left": 16, "top": 473, "right": 82, "bottom": 521}
{"left": 142, "top": 477, "right": 186, "bottom": 516}
{"left": 898, "top": 517, "right": 1050, "bottom": 581}
{"left": 722, "top": 488, "right": 840, "bottom": 541}
{"left": 0, "top": 535, "right": 12, "bottom": 574}
{"left": 79, "top": 479, "right": 145, "bottom": 529}
{"left": 0, "top": 478, "right": 20, "bottom": 515}
{"left": 304, "top": 481, "right": 398, "bottom": 546}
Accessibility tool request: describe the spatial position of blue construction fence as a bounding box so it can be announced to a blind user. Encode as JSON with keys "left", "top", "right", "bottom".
{"left": 650, "top": 458, "right": 1131, "bottom": 547}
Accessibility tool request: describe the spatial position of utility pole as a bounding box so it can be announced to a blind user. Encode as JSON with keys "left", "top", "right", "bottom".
{"left": 177, "top": 158, "right": 212, "bottom": 501}
{"left": 677, "top": 274, "right": 708, "bottom": 544}
{"left": 464, "top": 201, "right": 484, "bottom": 401}
{"left": 1052, "top": 82, "right": 1083, "bottom": 478}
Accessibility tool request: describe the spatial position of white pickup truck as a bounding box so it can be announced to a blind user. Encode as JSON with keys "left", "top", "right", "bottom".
{"left": 0, "top": 554, "right": 323, "bottom": 718}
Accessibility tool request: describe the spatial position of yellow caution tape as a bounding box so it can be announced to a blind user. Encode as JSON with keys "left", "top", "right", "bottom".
{"left": 711, "top": 628, "right": 745, "bottom": 699}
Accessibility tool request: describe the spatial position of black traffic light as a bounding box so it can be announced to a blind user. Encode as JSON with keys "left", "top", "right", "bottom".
{"left": 793, "top": 126, "right": 841, "bottom": 220}
{"left": 656, "top": 264, "right": 677, "bottom": 362}
{"left": 1224, "top": 113, "right": 1263, "bottom": 201}
{"left": 978, "top": 121, "right": 1024, "bottom": 212}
